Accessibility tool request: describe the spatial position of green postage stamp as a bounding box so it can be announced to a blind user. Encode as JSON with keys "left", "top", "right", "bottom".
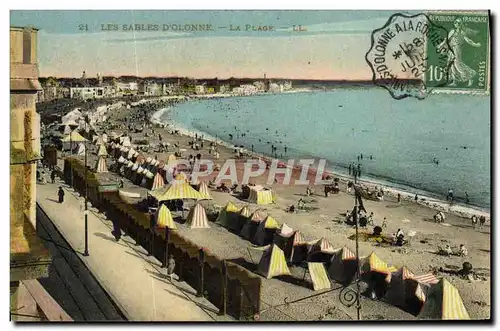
{"left": 426, "top": 11, "right": 490, "bottom": 93}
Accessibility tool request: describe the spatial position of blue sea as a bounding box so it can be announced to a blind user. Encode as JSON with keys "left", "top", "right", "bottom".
{"left": 163, "top": 89, "right": 491, "bottom": 210}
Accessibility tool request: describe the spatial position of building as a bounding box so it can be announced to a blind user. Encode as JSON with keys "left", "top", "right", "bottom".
{"left": 195, "top": 85, "right": 206, "bottom": 95}
{"left": 70, "top": 86, "right": 115, "bottom": 100}
{"left": 139, "top": 81, "right": 161, "bottom": 96}
{"left": 116, "top": 82, "right": 138, "bottom": 96}
{"left": 10, "top": 26, "right": 71, "bottom": 320}
{"left": 233, "top": 84, "right": 259, "bottom": 96}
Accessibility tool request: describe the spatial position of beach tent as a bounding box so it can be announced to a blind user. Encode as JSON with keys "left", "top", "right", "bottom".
{"left": 95, "top": 157, "right": 107, "bottom": 173}
{"left": 61, "top": 131, "right": 88, "bottom": 150}
{"left": 328, "top": 246, "right": 357, "bottom": 285}
{"left": 417, "top": 278, "right": 470, "bottom": 320}
{"left": 122, "top": 137, "right": 131, "bottom": 148}
{"left": 175, "top": 172, "right": 188, "bottom": 182}
{"left": 247, "top": 185, "right": 276, "bottom": 205}
{"left": 228, "top": 206, "right": 251, "bottom": 233}
{"left": 289, "top": 230, "right": 308, "bottom": 264}
{"left": 257, "top": 244, "right": 291, "bottom": 279}
{"left": 308, "top": 238, "right": 336, "bottom": 263}
{"left": 412, "top": 273, "right": 439, "bottom": 285}
{"left": 63, "top": 125, "right": 72, "bottom": 135}
{"left": 127, "top": 148, "right": 136, "bottom": 160}
{"left": 151, "top": 181, "right": 204, "bottom": 201}
{"left": 102, "top": 133, "right": 108, "bottom": 143}
{"left": 75, "top": 143, "right": 86, "bottom": 156}
{"left": 118, "top": 156, "right": 126, "bottom": 164}
{"left": 97, "top": 144, "right": 108, "bottom": 157}
{"left": 186, "top": 203, "right": 210, "bottom": 229}
{"left": 96, "top": 135, "right": 105, "bottom": 146}
{"left": 240, "top": 209, "right": 267, "bottom": 240}
{"left": 359, "top": 252, "right": 392, "bottom": 276}
{"left": 166, "top": 154, "right": 177, "bottom": 165}
{"left": 215, "top": 201, "right": 240, "bottom": 228}
{"left": 308, "top": 262, "right": 332, "bottom": 291}
{"left": 151, "top": 172, "right": 165, "bottom": 190}
{"left": 156, "top": 204, "right": 176, "bottom": 229}
{"left": 253, "top": 216, "right": 280, "bottom": 246}
{"left": 273, "top": 223, "right": 295, "bottom": 252}
{"left": 403, "top": 273, "right": 439, "bottom": 315}
{"left": 198, "top": 181, "right": 212, "bottom": 200}
{"left": 61, "top": 118, "right": 79, "bottom": 127}
{"left": 384, "top": 266, "right": 416, "bottom": 308}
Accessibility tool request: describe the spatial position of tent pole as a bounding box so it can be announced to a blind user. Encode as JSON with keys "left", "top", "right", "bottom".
{"left": 354, "top": 189, "right": 360, "bottom": 320}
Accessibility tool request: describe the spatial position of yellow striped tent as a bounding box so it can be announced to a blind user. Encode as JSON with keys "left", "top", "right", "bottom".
{"left": 156, "top": 204, "right": 176, "bottom": 229}
{"left": 198, "top": 181, "right": 212, "bottom": 200}
{"left": 328, "top": 246, "right": 358, "bottom": 285}
{"left": 308, "top": 262, "right": 331, "bottom": 291}
{"left": 417, "top": 278, "right": 470, "bottom": 320}
{"left": 308, "top": 238, "right": 336, "bottom": 263}
{"left": 228, "top": 205, "right": 251, "bottom": 233}
{"left": 359, "top": 252, "right": 391, "bottom": 275}
{"left": 253, "top": 216, "right": 280, "bottom": 246}
{"left": 151, "top": 172, "right": 165, "bottom": 191}
{"left": 150, "top": 181, "right": 204, "bottom": 201}
{"left": 215, "top": 201, "right": 240, "bottom": 228}
{"left": 175, "top": 172, "right": 188, "bottom": 182}
{"left": 166, "top": 154, "right": 177, "bottom": 165}
{"left": 186, "top": 203, "right": 210, "bottom": 229}
{"left": 95, "top": 156, "right": 107, "bottom": 173}
{"left": 247, "top": 185, "right": 276, "bottom": 205}
{"left": 97, "top": 144, "right": 108, "bottom": 157}
{"left": 257, "top": 244, "right": 291, "bottom": 279}
{"left": 239, "top": 209, "right": 267, "bottom": 240}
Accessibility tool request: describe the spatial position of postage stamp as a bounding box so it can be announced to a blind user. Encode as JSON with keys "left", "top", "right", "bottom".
{"left": 425, "top": 11, "right": 490, "bottom": 93}
{"left": 365, "top": 13, "right": 452, "bottom": 100}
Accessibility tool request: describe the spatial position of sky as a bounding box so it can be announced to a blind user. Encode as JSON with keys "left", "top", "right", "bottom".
{"left": 10, "top": 10, "right": 416, "bottom": 80}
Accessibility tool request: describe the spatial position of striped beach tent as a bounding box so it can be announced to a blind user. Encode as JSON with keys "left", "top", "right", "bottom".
{"left": 229, "top": 206, "right": 251, "bottom": 233}
{"left": 384, "top": 266, "right": 416, "bottom": 308}
{"left": 328, "top": 246, "right": 357, "bottom": 285}
{"left": 403, "top": 272, "right": 440, "bottom": 315}
{"left": 151, "top": 181, "right": 204, "bottom": 201}
{"left": 240, "top": 209, "right": 267, "bottom": 240}
{"left": 156, "top": 204, "right": 176, "bottom": 229}
{"left": 273, "top": 223, "right": 295, "bottom": 254}
{"left": 257, "top": 244, "right": 291, "bottom": 279}
{"left": 277, "top": 223, "right": 294, "bottom": 238}
{"left": 127, "top": 148, "right": 136, "bottom": 160}
{"left": 186, "top": 203, "right": 210, "bottom": 229}
{"left": 198, "top": 181, "right": 212, "bottom": 200}
{"left": 215, "top": 201, "right": 240, "bottom": 228}
{"left": 253, "top": 216, "right": 280, "bottom": 246}
{"left": 359, "top": 252, "right": 391, "bottom": 275}
{"left": 97, "top": 144, "right": 108, "bottom": 157}
{"left": 247, "top": 185, "right": 276, "bottom": 205}
{"left": 412, "top": 273, "right": 439, "bottom": 285}
{"left": 95, "top": 157, "right": 107, "bottom": 173}
{"left": 151, "top": 172, "right": 165, "bottom": 190}
{"left": 289, "top": 230, "right": 308, "bottom": 264}
{"left": 308, "top": 238, "right": 336, "bottom": 263}
{"left": 166, "top": 154, "right": 177, "bottom": 165}
{"left": 175, "top": 172, "right": 188, "bottom": 182}
{"left": 418, "top": 278, "right": 470, "bottom": 320}
{"left": 308, "top": 262, "right": 331, "bottom": 291}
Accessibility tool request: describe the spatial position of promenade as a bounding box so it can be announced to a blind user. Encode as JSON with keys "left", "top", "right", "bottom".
{"left": 36, "top": 180, "right": 228, "bottom": 321}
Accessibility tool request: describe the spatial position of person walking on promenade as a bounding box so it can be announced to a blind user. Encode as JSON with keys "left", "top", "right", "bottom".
{"left": 50, "top": 170, "right": 56, "bottom": 184}
{"left": 167, "top": 254, "right": 176, "bottom": 282}
{"left": 58, "top": 186, "right": 65, "bottom": 203}
{"left": 357, "top": 163, "right": 361, "bottom": 178}
{"left": 348, "top": 163, "right": 352, "bottom": 175}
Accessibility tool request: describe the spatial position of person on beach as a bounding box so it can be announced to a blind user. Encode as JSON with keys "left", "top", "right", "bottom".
{"left": 447, "top": 189, "right": 454, "bottom": 202}
{"left": 397, "top": 193, "right": 401, "bottom": 204}
{"left": 465, "top": 191, "right": 470, "bottom": 203}
{"left": 306, "top": 186, "right": 312, "bottom": 197}
{"left": 58, "top": 186, "right": 65, "bottom": 203}
{"left": 459, "top": 244, "right": 468, "bottom": 257}
{"left": 167, "top": 254, "right": 176, "bottom": 282}
{"left": 382, "top": 217, "right": 388, "bottom": 228}
{"left": 471, "top": 215, "right": 478, "bottom": 229}
{"left": 357, "top": 164, "right": 361, "bottom": 177}
{"left": 348, "top": 164, "right": 352, "bottom": 175}
{"left": 50, "top": 169, "right": 56, "bottom": 184}
{"left": 368, "top": 212, "right": 375, "bottom": 225}
{"left": 479, "top": 215, "right": 486, "bottom": 229}
{"left": 414, "top": 194, "right": 418, "bottom": 203}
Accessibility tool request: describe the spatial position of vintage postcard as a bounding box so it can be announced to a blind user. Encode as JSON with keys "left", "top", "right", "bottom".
{"left": 9, "top": 9, "right": 490, "bottom": 322}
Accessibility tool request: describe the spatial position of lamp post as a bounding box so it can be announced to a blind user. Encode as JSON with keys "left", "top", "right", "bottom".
{"left": 83, "top": 118, "right": 89, "bottom": 256}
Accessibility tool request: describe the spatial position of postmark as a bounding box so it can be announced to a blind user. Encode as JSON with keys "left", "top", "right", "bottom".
{"left": 425, "top": 11, "right": 490, "bottom": 93}
{"left": 365, "top": 13, "right": 451, "bottom": 100}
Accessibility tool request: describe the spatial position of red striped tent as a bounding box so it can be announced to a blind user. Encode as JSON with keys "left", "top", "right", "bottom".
{"left": 151, "top": 172, "right": 165, "bottom": 190}
{"left": 289, "top": 230, "right": 308, "bottom": 264}
{"left": 198, "top": 181, "right": 212, "bottom": 200}
{"left": 186, "top": 203, "right": 210, "bottom": 229}
{"left": 384, "top": 266, "right": 417, "bottom": 308}
{"left": 308, "top": 238, "right": 336, "bottom": 263}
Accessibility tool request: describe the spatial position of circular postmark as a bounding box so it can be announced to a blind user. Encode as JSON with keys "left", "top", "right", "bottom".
{"left": 366, "top": 13, "right": 452, "bottom": 100}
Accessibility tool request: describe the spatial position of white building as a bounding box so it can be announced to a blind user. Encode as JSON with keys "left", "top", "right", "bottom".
{"left": 116, "top": 82, "right": 138, "bottom": 95}
{"left": 269, "top": 83, "right": 284, "bottom": 93}
{"left": 70, "top": 86, "right": 115, "bottom": 100}
{"left": 195, "top": 85, "right": 206, "bottom": 95}
{"left": 233, "top": 84, "right": 258, "bottom": 96}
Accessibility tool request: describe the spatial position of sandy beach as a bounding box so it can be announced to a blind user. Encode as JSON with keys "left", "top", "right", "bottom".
{"left": 68, "top": 96, "right": 490, "bottom": 320}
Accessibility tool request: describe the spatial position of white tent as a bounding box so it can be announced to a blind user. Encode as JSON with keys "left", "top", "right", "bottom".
{"left": 95, "top": 157, "right": 107, "bottom": 173}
